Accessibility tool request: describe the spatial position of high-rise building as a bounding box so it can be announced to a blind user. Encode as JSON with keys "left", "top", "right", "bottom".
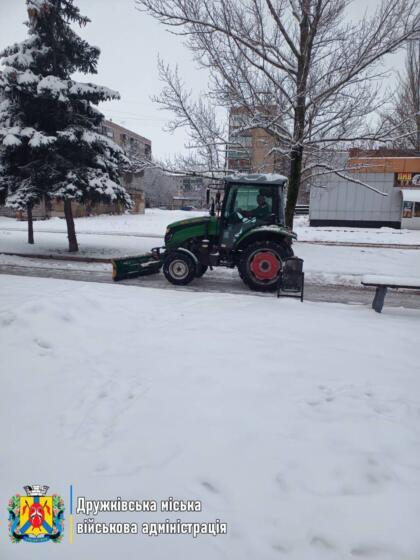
{"left": 226, "top": 107, "right": 285, "bottom": 175}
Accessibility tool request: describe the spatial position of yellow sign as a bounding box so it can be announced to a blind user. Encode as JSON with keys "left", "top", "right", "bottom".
{"left": 397, "top": 172, "right": 412, "bottom": 182}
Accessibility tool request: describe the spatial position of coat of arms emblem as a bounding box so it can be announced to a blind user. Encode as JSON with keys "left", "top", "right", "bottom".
{"left": 8, "top": 485, "right": 65, "bottom": 543}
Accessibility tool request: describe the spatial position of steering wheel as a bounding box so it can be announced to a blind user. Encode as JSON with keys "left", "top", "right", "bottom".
{"left": 229, "top": 210, "right": 245, "bottom": 223}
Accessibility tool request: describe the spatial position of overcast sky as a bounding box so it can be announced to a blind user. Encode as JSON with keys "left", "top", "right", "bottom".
{"left": 0, "top": 0, "right": 406, "bottom": 159}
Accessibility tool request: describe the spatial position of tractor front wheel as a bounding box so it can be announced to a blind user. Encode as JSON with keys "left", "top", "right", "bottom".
{"left": 238, "top": 240, "right": 292, "bottom": 292}
{"left": 163, "top": 251, "right": 197, "bottom": 286}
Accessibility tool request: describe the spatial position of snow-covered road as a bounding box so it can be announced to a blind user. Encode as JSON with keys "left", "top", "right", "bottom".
{"left": 1, "top": 256, "right": 419, "bottom": 309}
{"left": 1, "top": 229, "right": 419, "bottom": 288}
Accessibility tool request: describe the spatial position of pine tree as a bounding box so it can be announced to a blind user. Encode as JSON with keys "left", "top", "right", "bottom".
{"left": 0, "top": 0, "right": 132, "bottom": 251}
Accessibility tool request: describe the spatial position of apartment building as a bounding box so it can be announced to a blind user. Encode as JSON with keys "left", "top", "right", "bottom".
{"left": 226, "top": 107, "right": 286, "bottom": 175}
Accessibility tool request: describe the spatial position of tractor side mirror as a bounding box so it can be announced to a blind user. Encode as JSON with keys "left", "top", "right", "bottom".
{"left": 210, "top": 198, "right": 215, "bottom": 216}
{"left": 206, "top": 188, "right": 210, "bottom": 205}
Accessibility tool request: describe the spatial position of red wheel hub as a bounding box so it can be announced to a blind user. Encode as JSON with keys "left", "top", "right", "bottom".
{"left": 249, "top": 251, "right": 281, "bottom": 281}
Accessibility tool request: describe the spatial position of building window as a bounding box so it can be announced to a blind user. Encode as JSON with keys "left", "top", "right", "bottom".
{"left": 102, "top": 126, "right": 114, "bottom": 139}
{"left": 231, "top": 135, "right": 252, "bottom": 147}
{"left": 402, "top": 201, "right": 413, "bottom": 218}
{"left": 414, "top": 202, "right": 420, "bottom": 218}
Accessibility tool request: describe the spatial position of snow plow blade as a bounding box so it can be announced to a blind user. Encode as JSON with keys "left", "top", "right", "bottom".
{"left": 112, "top": 252, "right": 162, "bottom": 281}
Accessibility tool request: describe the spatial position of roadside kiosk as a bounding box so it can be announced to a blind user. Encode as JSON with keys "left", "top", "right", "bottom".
{"left": 401, "top": 189, "right": 420, "bottom": 230}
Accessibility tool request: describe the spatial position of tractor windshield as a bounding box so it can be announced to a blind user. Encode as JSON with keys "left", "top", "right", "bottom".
{"left": 224, "top": 183, "right": 279, "bottom": 224}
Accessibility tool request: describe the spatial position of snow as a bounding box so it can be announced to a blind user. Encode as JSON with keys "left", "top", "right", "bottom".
{"left": 225, "top": 172, "right": 288, "bottom": 184}
{"left": 1, "top": 45, "right": 49, "bottom": 68}
{"left": 27, "top": 0, "right": 51, "bottom": 12}
{"left": 37, "top": 75, "right": 68, "bottom": 101}
{"left": 57, "top": 128, "right": 78, "bottom": 143}
{"left": 297, "top": 244, "right": 420, "bottom": 287}
{"left": 86, "top": 169, "right": 121, "bottom": 200}
{"left": 294, "top": 216, "right": 420, "bottom": 245}
{"left": 2, "top": 133, "right": 21, "bottom": 146}
{"left": 2, "top": 210, "right": 420, "bottom": 245}
{"left": 69, "top": 81, "right": 120, "bottom": 101}
{"left": 0, "top": 275, "right": 419, "bottom": 559}
{"left": 15, "top": 68, "right": 39, "bottom": 85}
{"left": 28, "top": 130, "right": 56, "bottom": 148}
{"left": 0, "top": 253, "right": 109, "bottom": 272}
{"left": 362, "top": 275, "right": 420, "bottom": 287}
{"left": 1, "top": 210, "right": 419, "bottom": 287}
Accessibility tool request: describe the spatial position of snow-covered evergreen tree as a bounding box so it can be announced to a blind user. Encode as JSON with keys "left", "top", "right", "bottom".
{"left": 0, "top": 0, "right": 132, "bottom": 251}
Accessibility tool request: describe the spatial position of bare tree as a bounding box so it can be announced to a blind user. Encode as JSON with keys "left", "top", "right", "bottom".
{"left": 381, "top": 39, "right": 420, "bottom": 152}
{"left": 154, "top": 59, "right": 227, "bottom": 174}
{"left": 137, "top": 0, "right": 419, "bottom": 227}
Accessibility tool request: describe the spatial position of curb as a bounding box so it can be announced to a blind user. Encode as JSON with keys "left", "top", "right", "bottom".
{"left": 297, "top": 240, "right": 420, "bottom": 250}
{"left": 0, "top": 252, "right": 111, "bottom": 264}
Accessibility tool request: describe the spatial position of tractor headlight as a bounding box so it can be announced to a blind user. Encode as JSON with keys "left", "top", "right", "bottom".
{"left": 164, "top": 227, "right": 173, "bottom": 244}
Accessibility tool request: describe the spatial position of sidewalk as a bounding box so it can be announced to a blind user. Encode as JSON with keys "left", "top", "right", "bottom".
{"left": 2, "top": 210, "right": 420, "bottom": 245}
{"left": 2, "top": 225, "right": 419, "bottom": 249}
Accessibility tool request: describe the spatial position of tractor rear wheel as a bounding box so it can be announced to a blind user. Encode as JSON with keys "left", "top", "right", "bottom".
{"left": 238, "top": 240, "right": 292, "bottom": 292}
{"left": 163, "top": 251, "right": 197, "bottom": 286}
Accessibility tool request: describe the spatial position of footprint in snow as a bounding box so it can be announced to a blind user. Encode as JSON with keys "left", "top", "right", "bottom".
{"left": 311, "top": 535, "right": 336, "bottom": 551}
{"left": 0, "top": 311, "right": 16, "bottom": 327}
{"left": 351, "top": 545, "right": 396, "bottom": 558}
{"left": 34, "top": 338, "right": 52, "bottom": 350}
{"left": 201, "top": 480, "right": 219, "bottom": 494}
{"left": 272, "top": 543, "right": 290, "bottom": 554}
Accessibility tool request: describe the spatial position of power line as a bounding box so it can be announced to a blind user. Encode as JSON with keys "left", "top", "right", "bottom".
{"left": 102, "top": 108, "right": 167, "bottom": 121}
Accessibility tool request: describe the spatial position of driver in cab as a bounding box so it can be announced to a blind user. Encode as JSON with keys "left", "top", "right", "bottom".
{"left": 240, "top": 194, "right": 271, "bottom": 220}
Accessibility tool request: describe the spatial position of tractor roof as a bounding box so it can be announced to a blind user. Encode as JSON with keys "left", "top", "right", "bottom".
{"left": 224, "top": 173, "right": 288, "bottom": 186}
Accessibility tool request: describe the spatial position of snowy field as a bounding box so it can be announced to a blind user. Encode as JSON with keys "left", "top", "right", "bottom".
{"left": 1, "top": 209, "right": 420, "bottom": 244}
{"left": 1, "top": 275, "right": 420, "bottom": 559}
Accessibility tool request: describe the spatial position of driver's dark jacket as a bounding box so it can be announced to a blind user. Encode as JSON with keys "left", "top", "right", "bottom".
{"left": 249, "top": 204, "right": 270, "bottom": 219}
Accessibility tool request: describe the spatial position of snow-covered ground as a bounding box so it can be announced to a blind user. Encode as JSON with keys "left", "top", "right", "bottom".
{"left": 1, "top": 210, "right": 419, "bottom": 287}
{"left": 1, "top": 275, "right": 419, "bottom": 559}
{"left": 294, "top": 217, "right": 420, "bottom": 245}
{"left": 1, "top": 209, "right": 420, "bottom": 244}
{"left": 1, "top": 230, "right": 419, "bottom": 288}
{"left": 0, "top": 209, "right": 204, "bottom": 238}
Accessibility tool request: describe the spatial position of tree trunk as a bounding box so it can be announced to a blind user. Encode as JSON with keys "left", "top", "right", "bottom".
{"left": 64, "top": 199, "right": 78, "bottom": 252}
{"left": 284, "top": 0, "right": 311, "bottom": 230}
{"left": 285, "top": 145, "right": 303, "bottom": 229}
{"left": 27, "top": 203, "right": 34, "bottom": 244}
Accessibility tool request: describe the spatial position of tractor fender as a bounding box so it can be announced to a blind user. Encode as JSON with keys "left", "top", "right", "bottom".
{"left": 234, "top": 226, "right": 297, "bottom": 251}
{"left": 174, "top": 247, "right": 199, "bottom": 266}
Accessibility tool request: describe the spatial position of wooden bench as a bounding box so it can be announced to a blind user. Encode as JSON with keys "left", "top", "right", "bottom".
{"left": 361, "top": 275, "right": 420, "bottom": 313}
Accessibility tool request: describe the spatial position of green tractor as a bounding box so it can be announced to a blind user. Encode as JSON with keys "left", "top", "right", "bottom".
{"left": 112, "top": 173, "right": 297, "bottom": 292}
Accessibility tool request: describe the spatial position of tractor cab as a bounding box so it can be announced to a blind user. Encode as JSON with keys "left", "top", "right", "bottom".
{"left": 218, "top": 174, "right": 287, "bottom": 250}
